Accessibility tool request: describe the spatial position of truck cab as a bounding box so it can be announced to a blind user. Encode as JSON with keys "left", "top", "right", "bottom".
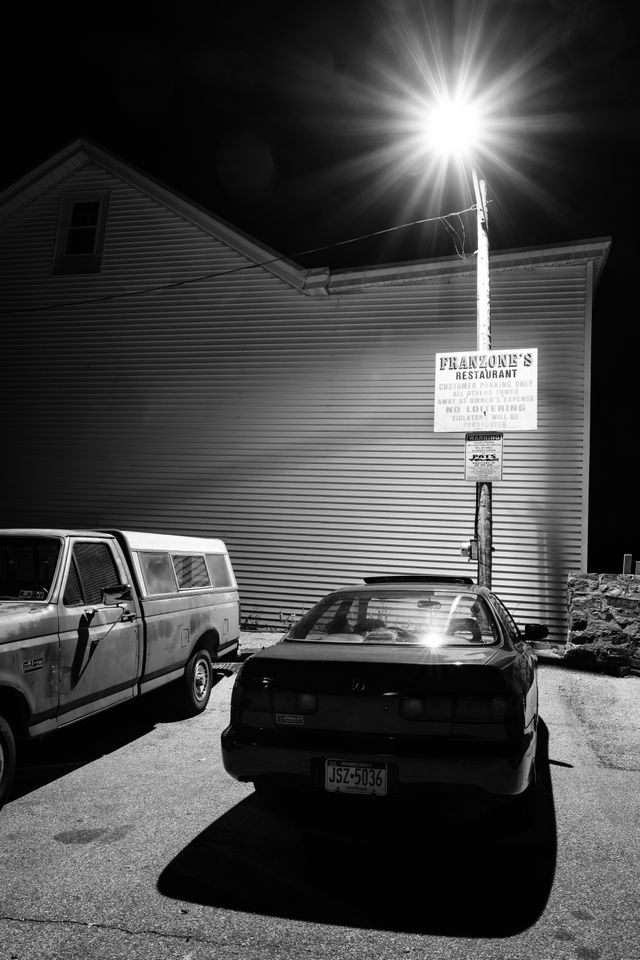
{"left": 0, "top": 528, "right": 240, "bottom": 808}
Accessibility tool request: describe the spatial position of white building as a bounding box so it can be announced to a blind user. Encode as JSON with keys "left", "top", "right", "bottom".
{"left": 0, "top": 138, "right": 610, "bottom": 639}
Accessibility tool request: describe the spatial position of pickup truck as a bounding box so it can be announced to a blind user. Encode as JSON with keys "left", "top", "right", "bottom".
{"left": 0, "top": 528, "right": 240, "bottom": 808}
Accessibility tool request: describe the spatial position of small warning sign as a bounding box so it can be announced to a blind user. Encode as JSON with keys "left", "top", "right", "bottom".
{"left": 465, "top": 432, "right": 503, "bottom": 481}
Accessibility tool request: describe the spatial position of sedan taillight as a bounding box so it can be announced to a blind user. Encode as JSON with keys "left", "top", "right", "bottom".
{"left": 454, "top": 695, "right": 515, "bottom": 722}
{"left": 400, "top": 694, "right": 516, "bottom": 723}
{"left": 232, "top": 675, "right": 318, "bottom": 719}
{"left": 400, "top": 696, "right": 453, "bottom": 721}
{"left": 272, "top": 690, "right": 318, "bottom": 715}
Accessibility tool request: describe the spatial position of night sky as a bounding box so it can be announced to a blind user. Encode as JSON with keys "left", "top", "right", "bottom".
{"left": 2, "top": 0, "right": 639, "bottom": 571}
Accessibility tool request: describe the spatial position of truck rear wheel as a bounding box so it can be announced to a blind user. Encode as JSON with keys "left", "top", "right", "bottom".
{"left": 0, "top": 715, "right": 17, "bottom": 810}
{"left": 181, "top": 648, "right": 213, "bottom": 715}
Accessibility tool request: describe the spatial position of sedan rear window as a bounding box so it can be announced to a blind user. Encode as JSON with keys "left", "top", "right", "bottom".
{"left": 286, "top": 589, "right": 500, "bottom": 646}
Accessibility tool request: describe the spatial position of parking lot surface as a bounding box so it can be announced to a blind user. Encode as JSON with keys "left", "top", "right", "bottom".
{"left": 0, "top": 645, "right": 639, "bottom": 960}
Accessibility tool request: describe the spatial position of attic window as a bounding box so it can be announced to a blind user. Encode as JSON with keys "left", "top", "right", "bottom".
{"left": 53, "top": 190, "right": 110, "bottom": 274}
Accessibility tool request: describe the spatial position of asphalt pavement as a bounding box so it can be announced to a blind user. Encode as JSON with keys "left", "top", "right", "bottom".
{"left": 0, "top": 642, "right": 638, "bottom": 960}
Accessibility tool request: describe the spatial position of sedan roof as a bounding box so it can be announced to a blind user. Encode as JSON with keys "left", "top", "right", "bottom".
{"left": 326, "top": 576, "right": 488, "bottom": 599}
{"left": 362, "top": 574, "right": 475, "bottom": 585}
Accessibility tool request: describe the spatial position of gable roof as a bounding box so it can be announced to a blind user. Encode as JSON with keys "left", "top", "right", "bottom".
{"left": 0, "top": 136, "right": 611, "bottom": 296}
{"left": 0, "top": 136, "right": 307, "bottom": 291}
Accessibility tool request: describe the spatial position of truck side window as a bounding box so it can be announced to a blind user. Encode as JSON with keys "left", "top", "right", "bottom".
{"left": 63, "top": 542, "right": 121, "bottom": 606}
{"left": 139, "top": 552, "right": 177, "bottom": 595}
{"left": 205, "top": 553, "right": 234, "bottom": 588}
{"left": 63, "top": 560, "right": 84, "bottom": 606}
{"left": 171, "top": 555, "right": 210, "bottom": 589}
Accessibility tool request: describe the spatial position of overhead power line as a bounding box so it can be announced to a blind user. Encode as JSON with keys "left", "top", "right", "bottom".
{"left": 0, "top": 204, "right": 477, "bottom": 315}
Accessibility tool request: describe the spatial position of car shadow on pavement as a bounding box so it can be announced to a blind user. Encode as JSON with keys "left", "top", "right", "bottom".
{"left": 158, "top": 719, "right": 556, "bottom": 937}
{"left": 10, "top": 670, "right": 231, "bottom": 804}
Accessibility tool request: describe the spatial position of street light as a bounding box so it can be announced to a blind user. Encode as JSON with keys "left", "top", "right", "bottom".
{"left": 422, "top": 95, "right": 493, "bottom": 587}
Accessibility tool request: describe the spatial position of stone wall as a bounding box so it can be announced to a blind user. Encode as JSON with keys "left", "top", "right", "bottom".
{"left": 566, "top": 573, "right": 640, "bottom": 674}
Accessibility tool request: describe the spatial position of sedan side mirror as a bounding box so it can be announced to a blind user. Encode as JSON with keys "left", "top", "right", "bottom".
{"left": 102, "top": 583, "right": 133, "bottom": 605}
{"left": 523, "top": 622, "right": 549, "bottom": 642}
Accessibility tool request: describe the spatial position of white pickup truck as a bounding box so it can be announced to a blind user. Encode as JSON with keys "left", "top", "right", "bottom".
{"left": 0, "top": 528, "right": 240, "bottom": 808}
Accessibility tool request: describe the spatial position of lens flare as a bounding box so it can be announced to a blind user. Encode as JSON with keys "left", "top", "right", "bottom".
{"left": 289, "top": 2, "right": 578, "bottom": 261}
{"left": 422, "top": 96, "right": 484, "bottom": 160}
{"left": 422, "top": 632, "right": 445, "bottom": 649}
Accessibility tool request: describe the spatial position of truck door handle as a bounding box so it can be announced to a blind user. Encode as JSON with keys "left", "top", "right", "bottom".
{"left": 120, "top": 610, "right": 136, "bottom": 622}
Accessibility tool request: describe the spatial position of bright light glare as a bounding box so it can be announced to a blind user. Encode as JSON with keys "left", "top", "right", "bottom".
{"left": 423, "top": 97, "right": 483, "bottom": 160}
{"left": 304, "top": 2, "right": 572, "bottom": 259}
{"left": 422, "top": 632, "right": 445, "bottom": 648}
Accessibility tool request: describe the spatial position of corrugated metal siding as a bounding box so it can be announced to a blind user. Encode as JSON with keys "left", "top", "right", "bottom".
{"left": 0, "top": 164, "right": 591, "bottom": 641}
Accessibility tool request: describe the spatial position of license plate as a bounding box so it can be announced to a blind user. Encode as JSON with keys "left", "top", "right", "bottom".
{"left": 325, "top": 759, "right": 387, "bottom": 796}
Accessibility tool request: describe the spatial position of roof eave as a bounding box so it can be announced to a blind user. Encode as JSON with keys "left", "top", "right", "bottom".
{"left": 322, "top": 237, "right": 612, "bottom": 294}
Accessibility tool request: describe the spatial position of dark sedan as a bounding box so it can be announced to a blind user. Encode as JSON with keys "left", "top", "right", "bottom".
{"left": 221, "top": 575, "right": 547, "bottom": 809}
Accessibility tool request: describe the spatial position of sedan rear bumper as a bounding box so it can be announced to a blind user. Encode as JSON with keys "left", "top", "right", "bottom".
{"left": 221, "top": 725, "right": 536, "bottom": 797}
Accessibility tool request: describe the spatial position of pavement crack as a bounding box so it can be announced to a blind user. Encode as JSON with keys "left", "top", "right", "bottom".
{"left": 0, "top": 913, "right": 228, "bottom": 949}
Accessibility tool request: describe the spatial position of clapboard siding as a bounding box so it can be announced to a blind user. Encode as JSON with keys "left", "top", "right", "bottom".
{"left": 0, "top": 145, "right": 608, "bottom": 641}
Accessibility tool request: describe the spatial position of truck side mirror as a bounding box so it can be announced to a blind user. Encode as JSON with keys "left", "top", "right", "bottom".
{"left": 102, "top": 583, "right": 132, "bottom": 605}
{"left": 524, "top": 623, "right": 549, "bottom": 642}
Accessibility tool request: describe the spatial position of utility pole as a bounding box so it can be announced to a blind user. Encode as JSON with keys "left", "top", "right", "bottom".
{"left": 473, "top": 169, "right": 492, "bottom": 588}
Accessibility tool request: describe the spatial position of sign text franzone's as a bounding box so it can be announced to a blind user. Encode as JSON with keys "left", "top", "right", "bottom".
{"left": 434, "top": 348, "right": 538, "bottom": 432}
{"left": 440, "top": 350, "right": 535, "bottom": 378}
